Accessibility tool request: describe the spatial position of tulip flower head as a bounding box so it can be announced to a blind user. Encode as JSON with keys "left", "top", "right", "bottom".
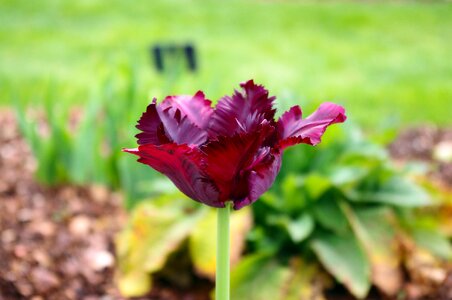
{"left": 124, "top": 80, "right": 346, "bottom": 209}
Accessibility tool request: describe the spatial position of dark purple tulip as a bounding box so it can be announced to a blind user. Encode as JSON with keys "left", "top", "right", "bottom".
{"left": 124, "top": 80, "right": 346, "bottom": 209}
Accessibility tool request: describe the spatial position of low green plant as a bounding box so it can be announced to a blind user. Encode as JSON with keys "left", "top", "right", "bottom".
{"left": 116, "top": 124, "right": 451, "bottom": 299}
{"left": 12, "top": 66, "right": 163, "bottom": 208}
{"left": 233, "top": 124, "right": 451, "bottom": 299}
{"left": 11, "top": 67, "right": 450, "bottom": 297}
{"left": 115, "top": 191, "right": 252, "bottom": 297}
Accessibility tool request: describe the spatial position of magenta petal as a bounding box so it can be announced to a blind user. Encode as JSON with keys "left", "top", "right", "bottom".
{"left": 157, "top": 106, "right": 208, "bottom": 146}
{"left": 208, "top": 80, "right": 276, "bottom": 137}
{"left": 160, "top": 91, "right": 214, "bottom": 130}
{"left": 277, "top": 102, "right": 346, "bottom": 148}
{"left": 123, "top": 144, "right": 219, "bottom": 205}
{"left": 135, "top": 100, "right": 170, "bottom": 145}
{"left": 234, "top": 151, "right": 282, "bottom": 210}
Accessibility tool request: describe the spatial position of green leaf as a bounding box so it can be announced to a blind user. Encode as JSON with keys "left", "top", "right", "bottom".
{"left": 340, "top": 142, "right": 387, "bottom": 162}
{"left": 280, "top": 174, "right": 308, "bottom": 212}
{"left": 230, "top": 253, "right": 290, "bottom": 300}
{"left": 231, "top": 255, "right": 329, "bottom": 300}
{"left": 412, "top": 228, "right": 452, "bottom": 260}
{"left": 304, "top": 173, "right": 331, "bottom": 200}
{"left": 349, "top": 176, "right": 430, "bottom": 207}
{"left": 189, "top": 207, "right": 252, "bottom": 279}
{"left": 116, "top": 197, "right": 204, "bottom": 296}
{"left": 311, "top": 233, "right": 371, "bottom": 299}
{"left": 70, "top": 92, "right": 103, "bottom": 184}
{"left": 329, "top": 166, "right": 369, "bottom": 186}
{"left": 286, "top": 213, "right": 314, "bottom": 243}
{"left": 312, "top": 197, "right": 349, "bottom": 234}
{"left": 341, "top": 203, "right": 403, "bottom": 296}
{"left": 266, "top": 212, "right": 314, "bottom": 243}
{"left": 118, "top": 154, "right": 162, "bottom": 210}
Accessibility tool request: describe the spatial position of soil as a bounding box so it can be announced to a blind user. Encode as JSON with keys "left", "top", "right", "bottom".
{"left": 0, "top": 109, "right": 451, "bottom": 300}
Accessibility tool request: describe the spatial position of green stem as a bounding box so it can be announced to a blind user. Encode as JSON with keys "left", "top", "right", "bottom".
{"left": 216, "top": 201, "right": 231, "bottom": 300}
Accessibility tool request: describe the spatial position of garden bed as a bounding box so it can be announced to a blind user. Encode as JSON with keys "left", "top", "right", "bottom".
{"left": 0, "top": 109, "right": 450, "bottom": 300}
{"left": 0, "top": 110, "right": 212, "bottom": 299}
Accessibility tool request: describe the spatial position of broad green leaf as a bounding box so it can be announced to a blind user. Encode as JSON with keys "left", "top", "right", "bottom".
{"left": 311, "top": 233, "right": 371, "bottom": 299}
{"left": 260, "top": 191, "right": 281, "bottom": 209}
{"left": 265, "top": 212, "right": 314, "bottom": 244}
{"left": 231, "top": 255, "right": 329, "bottom": 300}
{"left": 349, "top": 176, "right": 430, "bottom": 207}
{"left": 189, "top": 207, "right": 252, "bottom": 279}
{"left": 286, "top": 213, "right": 314, "bottom": 243}
{"left": 230, "top": 253, "right": 290, "bottom": 300}
{"left": 341, "top": 203, "right": 403, "bottom": 296}
{"left": 312, "top": 197, "right": 349, "bottom": 234}
{"left": 412, "top": 228, "right": 452, "bottom": 260}
{"left": 304, "top": 174, "right": 331, "bottom": 200}
{"left": 329, "top": 166, "right": 369, "bottom": 186}
{"left": 280, "top": 174, "right": 308, "bottom": 211}
{"left": 116, "top": 197, "right": 204, "bottom": 296}
{"left": 246, "top": 225, "right": 284, "bottom": 255}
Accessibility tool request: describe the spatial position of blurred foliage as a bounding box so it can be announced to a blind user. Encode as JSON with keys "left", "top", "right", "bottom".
{"left": 4, "top": 0, "right": 452, "bottom": 297}
{"left": 1, "top": 1, "right": 452, "bottom": 128}
{"left": 12, "top": 65, "right": 169, "bottom": 209}
{"left": 115, "top": 124, "right": 451, "bottom": 298}
{"left": 241, "top": 124, "right": 450, "bottom": 299}
{"left": 116, "top": 192, "right": 252, "bottom": 297}
{"left": 12, "top": 63, "right": 452, "bottom": 297}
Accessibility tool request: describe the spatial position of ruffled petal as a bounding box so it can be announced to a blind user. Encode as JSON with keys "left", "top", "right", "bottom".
{"left": 234, "top": 150, "right": 282, "bottom": 210}
{"left": 277, "top": 102, "right": 346, "bottom": 148}
{"left": 135, "top": 100, "right": 170, "bottom": 145}
{"left": 208, "top": 80, "right": 276, "bottom": 137}
{"left": 160, "top": 91, "right": 214, "bottom": 130}
{"left": 123, "top": 144, "right": 219, "bottom": 205}
{"left": 201, "top": 124, "right": 273, "bottom": 202}
{"left": 157, "top": 106, "right": 208, "bottom": 146}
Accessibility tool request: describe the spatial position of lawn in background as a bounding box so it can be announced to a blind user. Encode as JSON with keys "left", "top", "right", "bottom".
{"left": 1, "top": 0, "right": 451, "bottom": 128}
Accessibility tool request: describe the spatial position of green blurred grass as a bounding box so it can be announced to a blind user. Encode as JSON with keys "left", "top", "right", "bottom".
{"left": 1, "top": 0, "right": 451, "bottom": 127}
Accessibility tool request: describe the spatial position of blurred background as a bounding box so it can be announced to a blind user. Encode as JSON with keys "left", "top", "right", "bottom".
{"left": 0, "top": 0, "right": 451, "bottom": 299}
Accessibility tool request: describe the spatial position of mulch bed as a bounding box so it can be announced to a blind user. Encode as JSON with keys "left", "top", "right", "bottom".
{"left": 0, "top": 110, "right": 125, "bottom": 299}
{"left": 0, "top": 110, "right": 211, "bottom": 300}
{"left": 0, "top": 109, "right": 451, "bottom": 300}
{"left": 389, "top": 125, "right": 452, "bottom": 190}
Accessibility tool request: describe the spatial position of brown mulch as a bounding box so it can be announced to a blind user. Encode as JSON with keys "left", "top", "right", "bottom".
{"left": 0, "top": 109, "right": 212, "bottom": 300}
{"left": 0, "top": 110, "right": 125, "bottom": 299}
{"left": 389, "top": 126, "right": 452, "bottom": 190}
{"left": 0, "top": 108, "right": 451, "bottom": 300}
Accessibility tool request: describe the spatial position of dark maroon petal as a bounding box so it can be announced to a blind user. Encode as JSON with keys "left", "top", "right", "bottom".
{"left": 277, "top": 102, "right": 346, "bottom": 148}
{"left": 157, "top": 106, "right": 208, "bottom": 146}
{"left": 201, "top": 125, "right": 272, "bottom": 202}
{"left": 234, "top": 151, "right": 282, "bottom": 210}
{"left": 123, "top": 144, "right": 219, "bottom": 205}
{"left": 135, "top": 99, "right": 170, "bottom": 145}
{"left": 208, "top": 80, "right": 276, "bottom": 137}
{"left": 160, "top": 91, "right": 214, "bottom": 130}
